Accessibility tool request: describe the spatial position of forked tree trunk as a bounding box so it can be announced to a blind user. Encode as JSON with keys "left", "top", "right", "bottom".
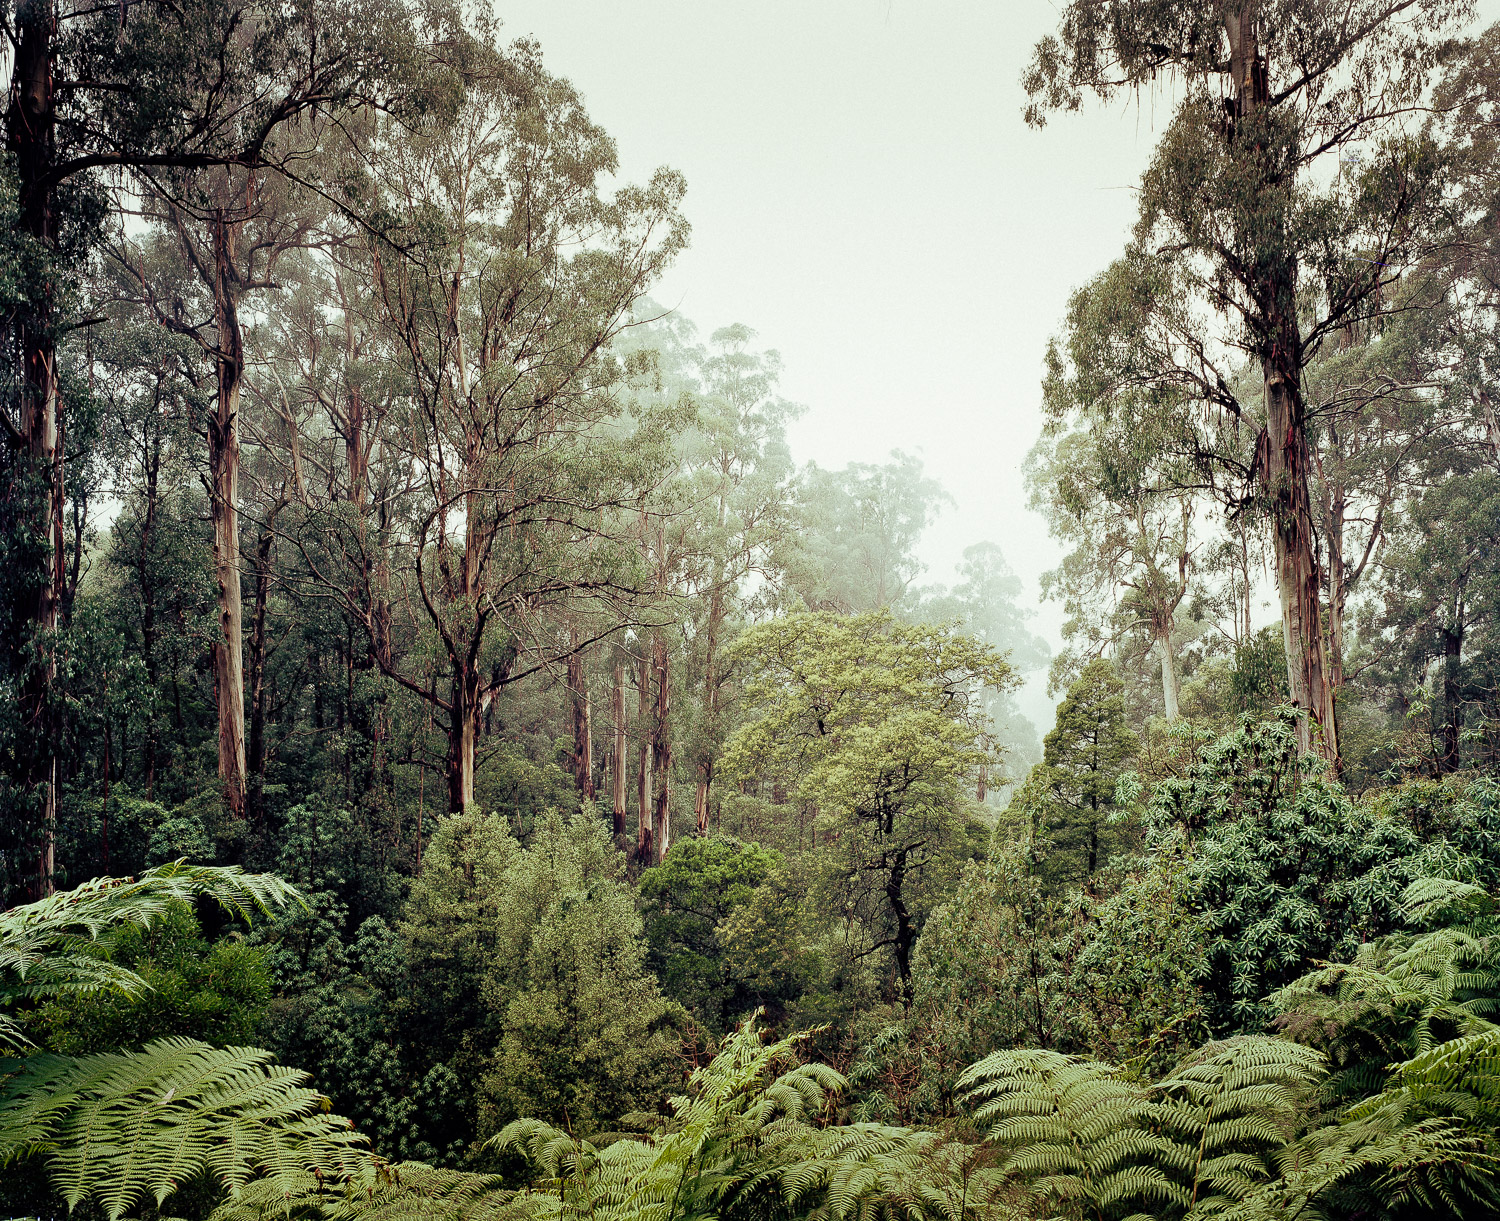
{"left": 209, "top": 210, "right": 247, "bottom": 820}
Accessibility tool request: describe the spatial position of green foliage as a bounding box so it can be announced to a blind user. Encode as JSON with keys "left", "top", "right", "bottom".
{"left": 398, "top": 808, "right": 684, "bottom": 1155}
{"left": 1246, "top": 881, "right": 1500, "bottom": 1219}
{"left": 638, "top": 836, "right": 789, "bottom": 1029}
{"left": 875, "top": 838, "right": 1205, "bottom": 1124}
{"left": 0, "top": 1038, "right": 367, "bottom": 1220}
{"left": 207, "top": 1159, "right": 516, "bottom": 1221}
{"left": 1228, "top": 628, "right": 1291, "bottom": 718}
{"left": 34, "top": 900, "right": 270, "bottom": 1055}
{"left": 1029, "top": 658, "right": 1140, "bottom": 890}
{"left": 723, "top": 611, "right": 1013, "bottom": 996}
{"left": 0, "top": 864, "right": 371, "bottom": 1220}
{"left": 497, "top": 1017, "right": 952, "bottom": 1221}
{"left": 714, "top": 862, "right": 825, "bottom": 1027}
{"left": 1148, "top": 715, "right": 1500, "bottom": 1033}
{"left": 0, "top": 861, "right": 296, "bottom": 1051}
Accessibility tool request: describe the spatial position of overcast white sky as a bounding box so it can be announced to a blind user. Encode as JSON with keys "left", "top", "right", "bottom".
{"left": 490, "top": 1, "right": 1495, "bottom": 726}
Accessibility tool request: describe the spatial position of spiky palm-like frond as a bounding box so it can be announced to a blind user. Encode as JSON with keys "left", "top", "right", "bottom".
{"left": 0, "top": 1037, "right": 365, "bottom": 1220}
{"left": 957, "top": 1038, "right": 1325, "bottom": 1221}
{"left": 0, "top": 862, "right": 299, "bottom": 1049}
{"left": 1271, "top": 876, "right": 1500, "bottom": 1118}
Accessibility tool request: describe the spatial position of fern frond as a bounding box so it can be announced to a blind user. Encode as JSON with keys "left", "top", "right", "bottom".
{"left": 0, "top": 1038, "right": 364, "bottom": 1219}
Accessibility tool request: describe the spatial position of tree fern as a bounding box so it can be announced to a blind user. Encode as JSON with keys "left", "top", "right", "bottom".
{"left": 956, "top": 1048, "right": 1180, "bottom": 1220}
{"left": 207, "top": 1159, "right": 519, "bottom": 1221}
{"left": 0, "top": 1037, "right": 366, "bottom": 1219}
{"left": 496, "top": 1017, "right": 953, "bottom": 1221}
{"left": 1273, "top": 930, "right": 1499, "bottom": 1076}
{"left": 957, "top": 1039, "right": 1324, "bottom": 1221}
{"left": 1150, "top": 1037, "right": 1324, "bottom": 1214}
{"left": 1221, "top": 1032, "right": 1500, "bottom": 1221}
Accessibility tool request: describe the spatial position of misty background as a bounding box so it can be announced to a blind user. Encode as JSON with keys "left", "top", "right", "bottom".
{"left": 497, "top": 0, "right": 1206, "bottom": 729}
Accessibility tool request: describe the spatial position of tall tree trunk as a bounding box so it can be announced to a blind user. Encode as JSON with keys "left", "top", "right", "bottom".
{"left": 1441, "top": 624, "right": 1464, "bottom": 775}
{"left": 1228, "top": 8, "right": 1339, "bottom": 767}
{"left": 139, "top": 435, "right": 161, "bottom": 799}
{"left": 9, "top": 3, "right": 64, "bottom": 897}
{"left": 446, "top": 659, "right": 480, "bottom": 812}
{"left": 611, "top": 660, "right": 628, "bottom": 845}
{"left": 636, "top": 650, "right": 653, "bottom": 863}
{"left": 209, "top": 210, "right": 247, "bottom": 820}
{"left": 651, "top": 633, "right": 672, "bottom": 864}
{"left": 695, "top": 584, "right": 725, "bottom": 837}
{"left": 567, "top": 631, "right": 594, "bottom": 800}
{"left": 246, "top": 518, "right": 275, "bottom": 826}
{"left": 1263, "top": 365, "right": 1338, "bottom": 764}
{"left": 1326, "top": 481, "right": 1348, "bottom": 697}
{"left": 1158, "top": 635, "right": 1181, "bottom": 721}
{"left": 694, "top": 776, "right": 709, "bottom": 837}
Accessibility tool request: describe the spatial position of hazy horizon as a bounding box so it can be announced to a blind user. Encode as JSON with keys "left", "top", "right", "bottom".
{"left": 495, "top": 1, "right": 1214, "bottom": 729}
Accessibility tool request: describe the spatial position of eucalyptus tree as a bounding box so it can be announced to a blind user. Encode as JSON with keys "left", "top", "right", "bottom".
{"left": 90, "top": 313, "right": 211, "bottom": 803}
{"left": 244, "top": 224, "right": 415, "bottom": 826}
{"left": 1, "top": 0, "right": 431, "bottom": 893}
{"left": 1027, "top": 425, "right": 1200, "bottom": 720}
{"left": 783, "top": 452, "right": 950, "bottom": 615}
{"left": 1376, "top": 464, "right": 1500, "bottom": 773}
{"left": 294, "top": 46, "right": 688, "bottom": 813}
{"left": 678, "top": 324, "right": 800, "bottom": 835}
{"left": 915, "top": 542, "right": 1050, "bottom": 784}
{"left": 1027, "top": 0, "right": 1471, "bottom": 766}
{"left": 110, "top": 164, "right": 328, "bottom": 822}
